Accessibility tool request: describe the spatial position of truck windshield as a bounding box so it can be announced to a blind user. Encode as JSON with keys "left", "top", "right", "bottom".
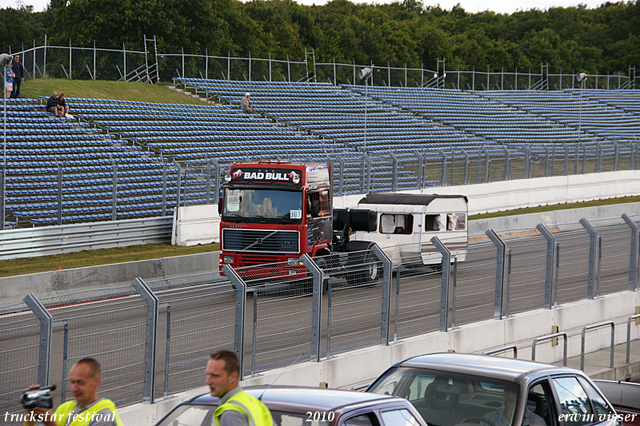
{"left": 223, "top": 188, "right": 303, "bottom": 223}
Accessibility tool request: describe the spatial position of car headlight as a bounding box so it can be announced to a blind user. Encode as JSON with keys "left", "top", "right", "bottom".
{"left": 223, "top": 255, "right": 234, "bottom": 264}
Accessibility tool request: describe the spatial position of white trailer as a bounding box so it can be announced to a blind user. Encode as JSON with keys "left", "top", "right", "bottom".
{"left": 353, "top": 192, "right": 468, "bottom": 267}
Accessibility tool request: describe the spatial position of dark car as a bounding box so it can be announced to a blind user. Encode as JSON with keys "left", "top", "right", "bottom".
{"left": 366, "top": 353, "right": 621, "bottom": 426}
{"left": 593, "top": 380, "right": 640, "bottom": 426}
{"left": 155, "top": 385, "right": 427, "bottom": 426}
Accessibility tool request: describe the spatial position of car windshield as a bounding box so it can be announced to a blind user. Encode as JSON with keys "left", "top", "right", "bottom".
{"left": 368, "top": 367, "right": 520, "bottom": 426}
{"left": 156, "top": 405, "right": 332, "bottom": 426}
{"left": 223, "top": 188, "right": 303, "bottom": 223}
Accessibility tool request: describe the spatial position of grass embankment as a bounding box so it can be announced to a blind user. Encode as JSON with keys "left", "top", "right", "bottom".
{"left": 18, "top": 78, "right": 207, "bottom": 105}
{"left": 1, "top": 196, "right": 639, "bottom": 279}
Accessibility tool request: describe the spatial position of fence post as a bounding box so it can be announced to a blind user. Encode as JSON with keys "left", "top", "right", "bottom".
{"left": 482, "top": 147, "right": 490, "bottom": 182}
{"left": 439, "top": 150, "right": 447, "bottom": 186}
{"left": 43, "top": 34, "right": 47, "bottom": 78}
{"left": 0, "top": 163, "right": 4, "bottom": 231}
{"left": 544, "top": 146, "right": 550, "bottom": 177}
{"left": 300, "top": 254, "right": 323, "bottom": 361}
{"left": 371, "top": 244, "right": 392, "bottom": 346}
{"left": 23, "top": 294, "right": 53, "bottom": 387}
{"left": 431, "top": 236, "right": 451, "bottom": 332}
{"left": 131, "top": 278, "right": 159, "bottom": 404}
{"left": 622, "top": 213, "right": 639, "bottom": 291}
{"left": 161, "top": 161, "right": 167, "bottom": 217}
{"left": 123, "top": 42, "right": 126, "bottom": 80}
{"left": 390, "top": 152, "right": 398, "bottom": 192}
{"left": 175, "top": 164, "right": 182, "bottom": 214}
{"left": 111, "top": 161, "right": 118, "bottom": 221}
{"left": 613, "top": 141, "right": 619, "bottom": 171}
{"left": 32, "top": 38, "right": 36, "bottom": 79}
{"left": 502, "top": 146, "right": 510, "bottom": 181}
{"left": 361, "top": 153, "right": 371, "bottom": 194}
{"left": 93, "top": 40, "right": 96, "bottom": 81}
{"left": 57, "top": 163, "right": 63, "bottom": 225}
{"left": 222, "top": 265, "right": 247, "bottom": 379}
{"left": 334, "top": 155, "right": 345, "bottom": 196}
{"left": 486, "top": 230, "right": 506, "bottom": 319}
{"left": 524, "top": 146, "right": 531, "bottom": 179}
{"left": 69, "top": 39, "right": 72, "bottom": 80}
{"left": 213, "top": 158, "right": 221, "bottom": 205}
{"left": 579, "top": 218, "right": 598, "bottom": 299}
{"left": 536, "top": 224, "right": 556, "bottom": 309}
{"left": 415, "top": 151, "right": 424, "bottom": 189}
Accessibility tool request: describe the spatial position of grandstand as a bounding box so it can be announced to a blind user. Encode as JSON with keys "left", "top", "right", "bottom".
{"left": 1, "top": 80, "right": 639, "bottom": 228}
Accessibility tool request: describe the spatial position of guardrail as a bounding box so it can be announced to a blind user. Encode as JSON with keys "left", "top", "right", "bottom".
{"left": 580, "top": 321, "right": 615, "bottom": 370}
{"left": 483, "top": 345, "right": 518, "bottom": 358}
{"left": 0, "top": 216, "right": 173, "bottom": 259}
{"left": 531, "top": 332, "right": 568, "bottom": 366}
{"left": 627, "top": 314, "right": 640, "bottom": 363}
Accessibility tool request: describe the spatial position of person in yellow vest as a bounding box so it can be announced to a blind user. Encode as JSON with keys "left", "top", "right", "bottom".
{"left": 206, "top": 350, "right": 273, "bottom": 426}
{"left": 24, "top": 357, "right": 123, "bottom": 426}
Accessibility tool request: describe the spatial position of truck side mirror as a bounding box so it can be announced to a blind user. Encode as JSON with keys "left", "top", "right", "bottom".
{"left": 218, "top": 197, "right": 223, "bottom": 215}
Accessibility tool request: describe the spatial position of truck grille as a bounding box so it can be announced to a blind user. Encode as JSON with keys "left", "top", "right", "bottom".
{"left": 222, "top": 229, "right": 299, "bottom": 254}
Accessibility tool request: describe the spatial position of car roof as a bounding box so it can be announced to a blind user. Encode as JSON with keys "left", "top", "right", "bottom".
{"left": 394, "top": 353, "right": 571, "bottom": 382}
{"left": 190, "top": 385, "right": 398, "bottom": 413}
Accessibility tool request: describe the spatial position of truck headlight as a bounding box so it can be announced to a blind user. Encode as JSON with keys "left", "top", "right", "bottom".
{"left": 223, "top": 255, "right": 234, "bottom": 264}
{"left": 288, "top": 257, "right": 301, "bottom": 266}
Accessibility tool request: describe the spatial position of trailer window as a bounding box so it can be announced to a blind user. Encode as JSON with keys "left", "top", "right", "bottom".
{"left": 425, "top": 214, "right": 445, "bottom": 231}
{"left": 380, "top": 214, "right": 413, "bottom": 234}
{"left": 448, "top": 213, "right": 466, "bottom": 231}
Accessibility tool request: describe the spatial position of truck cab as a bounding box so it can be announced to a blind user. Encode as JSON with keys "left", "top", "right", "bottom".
{"left": 219, "top": 161, "right": 332, "bottom": 270}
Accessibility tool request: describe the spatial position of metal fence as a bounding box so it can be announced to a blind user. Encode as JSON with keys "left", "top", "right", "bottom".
{"left": 5, "top": 37, "right": 638, "bottom": 89}
{"left": 2, "top": 214, "right": 640, "bottom": 418}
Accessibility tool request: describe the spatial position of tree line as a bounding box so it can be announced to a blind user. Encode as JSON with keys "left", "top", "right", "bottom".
{"left": 1, "top": 0, "right": 638, "bottom": 75}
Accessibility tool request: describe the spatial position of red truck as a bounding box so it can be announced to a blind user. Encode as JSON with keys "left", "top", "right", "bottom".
{"left": 218, "top": 161, "right": 378, "bottom": 281}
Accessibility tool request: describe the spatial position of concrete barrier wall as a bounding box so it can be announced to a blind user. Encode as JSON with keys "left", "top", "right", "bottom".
{"left": 334, "top": 170, "right": 640, "bottom": 216}
{"left": 172, "top": 204, "right": 220, "bottom": 246}
{"left": 0, "top": 251, "right": 218, "bottom": 303}
{"left": 119, "top": 288, "right": 640, "bottom": 426}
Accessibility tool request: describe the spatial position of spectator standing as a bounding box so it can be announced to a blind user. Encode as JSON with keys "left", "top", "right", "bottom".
{"left": 24, "top": 357, "right": 123, "bottom": 426}
{"left": 58, "top": 92, "right": 70, "bottom": 117}
{"left": 11, "top": 54, "right": 24, "bottom": 98}
{"left": 206, "top": 350, "right": 273, "bottom": 426}
{"left": 5, "top": 63, "right": 14, "bottom": 99}
{"left": 46, "top": 91, "right": 63, "bottom": 117}
{"left": 240, "top": 92, "right": 255, "bottom": 113}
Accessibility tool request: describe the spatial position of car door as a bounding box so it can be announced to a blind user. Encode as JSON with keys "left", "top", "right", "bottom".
{"left": 526, "top": 379, "right": 559, "bottom": 426}
{"left": 549, "top": 376, "right": 619, "bottom": 426}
